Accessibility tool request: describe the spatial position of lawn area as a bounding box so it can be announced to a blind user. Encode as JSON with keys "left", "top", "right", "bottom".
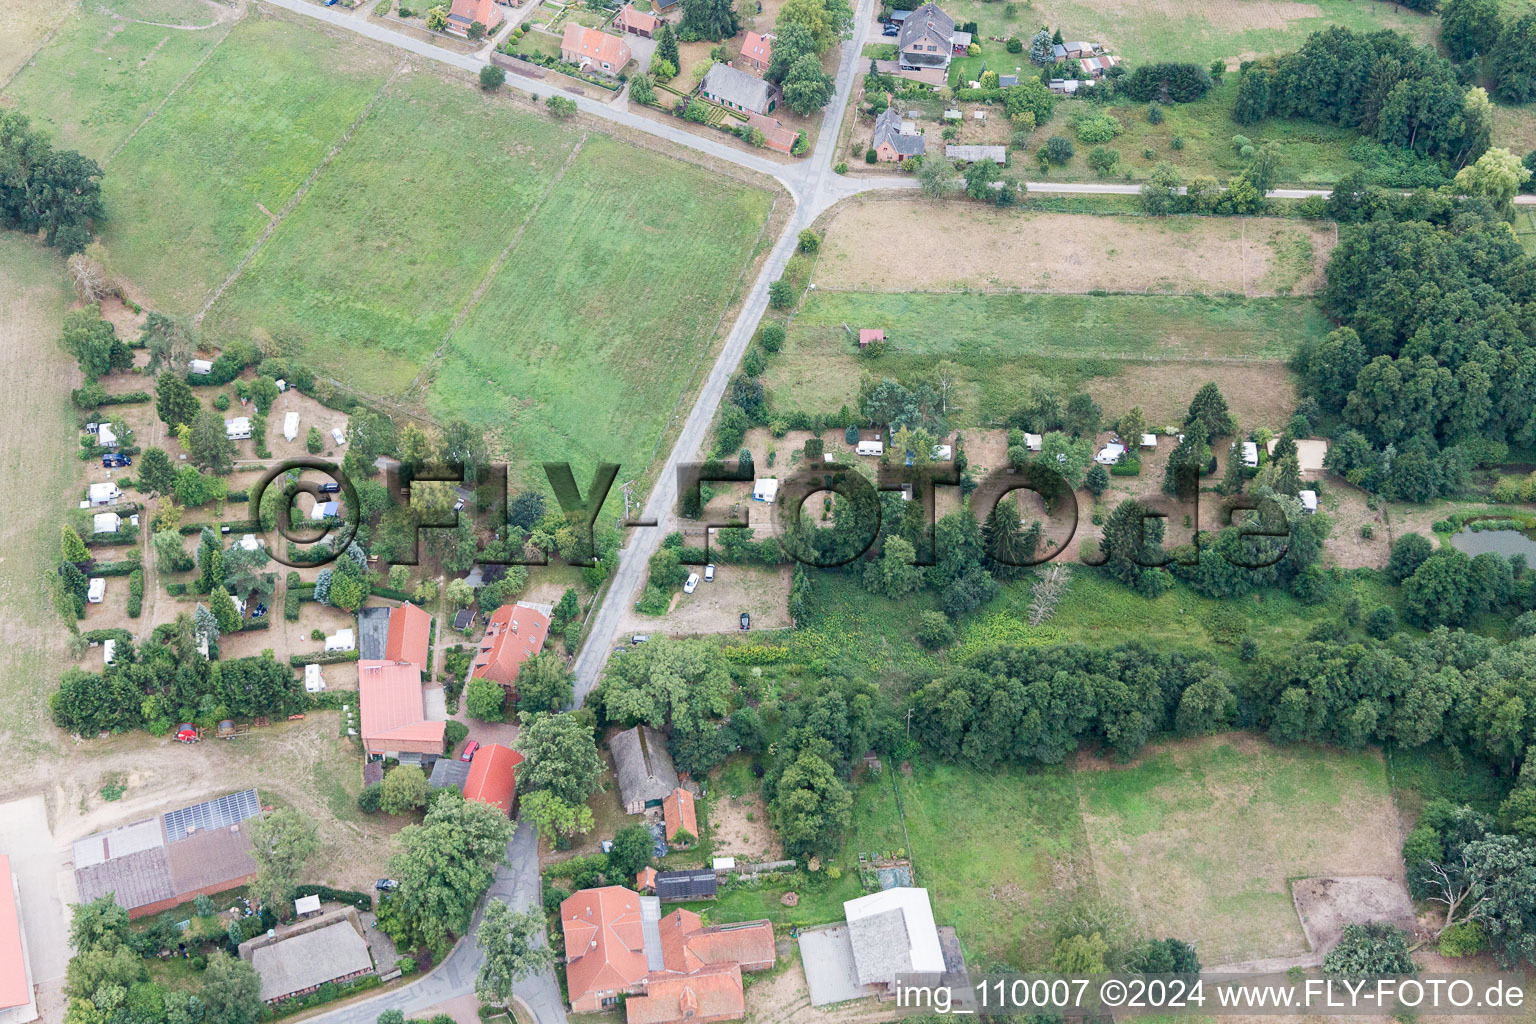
{"left": 0, "top": 235, "right": 81, "bottom": 758}
{"left": 429, "top": 133, "right": 774, "bottom": 483}
{"left": 2, "top": 0, "right": 232, "bottom": 161}
{"left": 202, "top": 71, "right": 585, "bottom": 396}
{"left": 987, "top": 570, "right": 1399, "bottom": 662}
{"left": 850, "top": 761, "right": 1093, "bottom": 970}
{"left": 766, "top": 291, "right": 1326, "bottom": 427}
{"left": 513, "top": 27, "right": 564, "bottom": 60}
{"left": 95, "top": 15, "right": 396, "bottom": 314}
{"left": 1076, "top": 734, "right": 1401, "bottom": 966}
{"left": 941, "top": 0, "right": 1435, "bottom": 66}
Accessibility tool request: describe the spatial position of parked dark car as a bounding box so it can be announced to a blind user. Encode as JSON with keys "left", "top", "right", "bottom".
{"left": 740, "top": 612, "right": 750, "bottom": 631}
{"left": 317, "top": 482, "right": 341, "bottom": 493}
{"left": 102, "top": 454, "right": 131, "bottom": 468}
{"left": 882, "top": 23, "right": 898, "bottom": 35}
{"left": 375, "top": 878, "right": 399, "bottom": 891}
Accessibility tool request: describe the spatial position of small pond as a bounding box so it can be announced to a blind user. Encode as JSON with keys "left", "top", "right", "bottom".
{"left": 1449, "top": 527, "right": 1536, "bottom": 559}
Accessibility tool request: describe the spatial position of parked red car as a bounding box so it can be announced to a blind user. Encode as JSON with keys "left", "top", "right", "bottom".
{"left": 460, "top": 740, "right": 480, "bottom": 762}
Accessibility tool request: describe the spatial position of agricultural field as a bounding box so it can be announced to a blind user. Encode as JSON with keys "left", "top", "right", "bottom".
{"left": 2, "top": 0, "right": 233, "bottom": 161}
{"left": 93, "top": 14, "right": 397, "bottom": 313}
{"left": 429, "top": 132, "right": 775, "bottom": 482}
{"left": 0, "top": 236, "right": 82, "bottom": 762}
{"left": 764, "top": 290, "right": 1326, "bottom": 427}
{"left": 1075, "top": 734, "right": 1402, "bottom": 965}
{"left": 201, "top": 70, "right": 587, "bottom": 397}
{"left": 816, "top": 203, "right": 1334, "bottom": 296}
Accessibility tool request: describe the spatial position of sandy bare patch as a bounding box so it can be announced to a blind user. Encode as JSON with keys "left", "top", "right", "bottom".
{"left": 1293, "top": 876, "right": 1421, "bottom": 956}
{"left": 815, "top": 204, "right": 1336, "bottom": 297}
{"left": 708, "top": 789, "right": 780, "bottom": 861}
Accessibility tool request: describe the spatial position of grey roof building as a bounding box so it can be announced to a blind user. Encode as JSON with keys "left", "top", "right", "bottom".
{"left": 945, "top": 144, "right": 1007, "bottom": 164}
{"left": 73, "top": 790, "right": 261, "bottom": 918}
{"left": 842, "top": 887, "right": 945, "bottom": 990}
{"left": 428, "top": 758, "right": 471, "bottom": 791}
{"left": 872, "top": 108, "right": 926, "bottom": 158}
{"left": 656, "top": 869, "right": 718, "bottom": 902}
{"left": 897, "top": 2, "right": 956, "bottom": 70}
{"left": 610, "top": 725, "right": 679, "bottom": 813}
{"left": 699, "top": 63, "right": 779, "bottom": 114}
{"left": 241, "top": 907, "right": 375, "bottom": 1003}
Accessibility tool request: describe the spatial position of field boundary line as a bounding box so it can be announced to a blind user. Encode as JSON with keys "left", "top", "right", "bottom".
{"left": 404, "top": 132, "right": 591, "bottom": 396}
{"left": 194, "top": 60, "right": 405, "bottom": 323}
{"left": 102, "top": 5, "right": 243, "bottom": 166}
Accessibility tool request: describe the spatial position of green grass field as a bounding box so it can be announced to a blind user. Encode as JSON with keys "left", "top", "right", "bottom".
{"left": 429, "top": 132, "right": 774, "bottom": 481}
{"left": 1, "top": 0, "right": 231, "bottom": 161}
{"left": 202, "top": 71, "right": 586, "bottom": 396}
{"left": 0, "top": 235, "right": 87, "bottom": 755}
{"left": 96, "top": 16, "right": 395, "bottom": 314}
{"left": 767, "top": 291, "right": 1325, "bottom": 427}
{"left": 852, "top": 762, "right": 1092, "bottom": 970}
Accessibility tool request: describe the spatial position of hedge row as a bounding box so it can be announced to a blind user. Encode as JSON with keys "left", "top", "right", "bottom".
{"left": 291, "top": 884, "right": 372, "bottom": 912}
{"left": 290, "top": 650, "right": 360, "bottom": 667}
{"left": 127, "top": 569, "right": 144, "bottom": 618}
{"left": 87, "top": 529, "right": 139, "bottom": 546}
{"left": 83, "top": 628, "right": 133, "bottom": 644}
{"left": 92, "top": 559, "right": 142, "bottom": 577}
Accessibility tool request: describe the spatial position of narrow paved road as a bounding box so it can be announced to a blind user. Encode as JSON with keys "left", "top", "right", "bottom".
{"left": 302, "top": 821, "right": 560, "bottom": 1024}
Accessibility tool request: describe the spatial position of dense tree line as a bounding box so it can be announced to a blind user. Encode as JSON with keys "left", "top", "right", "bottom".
{"left": 1232, "top": 28, "right": 1489, "bottom": 166}
{"left": 1117, "top": 63, "right": 1213, "bottom": 103}
{"left": 910, "top": 627, "right": 1536, "bottom": 779}
{"left": 0, "top": 111, "right": 103, "bottom": 253}
{"left": 1294, "top": 214, "right": 1536, "bottom": 451}
{"left": 51, "top": 615, "right": 305, "bottom": 735}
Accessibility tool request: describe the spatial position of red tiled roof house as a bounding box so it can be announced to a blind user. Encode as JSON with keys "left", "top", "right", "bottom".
{"left": 463, "top": 743, "right": 524, "bottom": 816}
{"left": 445, "top": 0, "right": 503, "bottom": 36}
{"left": 662, "top": 787, "right": 697, "bottom": 844}
{"left": 562, "top": 885, "right": 775, "bottom": 1023}
{"left": 562, "top": 886, "right": 650, "bottom": 1013}
{"left": 561, "top": 24, "right": 633, "bottom": 77}
{"left": 358, "top": 660, "right": 444, "bottom": 758}
{"left": 616, "top": 3, "right": 657, "bottom": 37}
{"left": 0, "top": 855, "right": 31, "bottom": 1019}
{"left": 739, "top": 31, "right": 772, "bottom": 72}
{"left": 471, "top": 603, "right": 550, "bottom": 701}
{"left": 385, "top": 602, "right": 432, "bottom": 677}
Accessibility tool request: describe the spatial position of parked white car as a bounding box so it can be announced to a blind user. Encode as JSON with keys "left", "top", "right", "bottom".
{"left": 684, "top": 573, "right": 700, "bottom": 594}
{"left": 704, "top": 564, "right": 716, "bottom": 582}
